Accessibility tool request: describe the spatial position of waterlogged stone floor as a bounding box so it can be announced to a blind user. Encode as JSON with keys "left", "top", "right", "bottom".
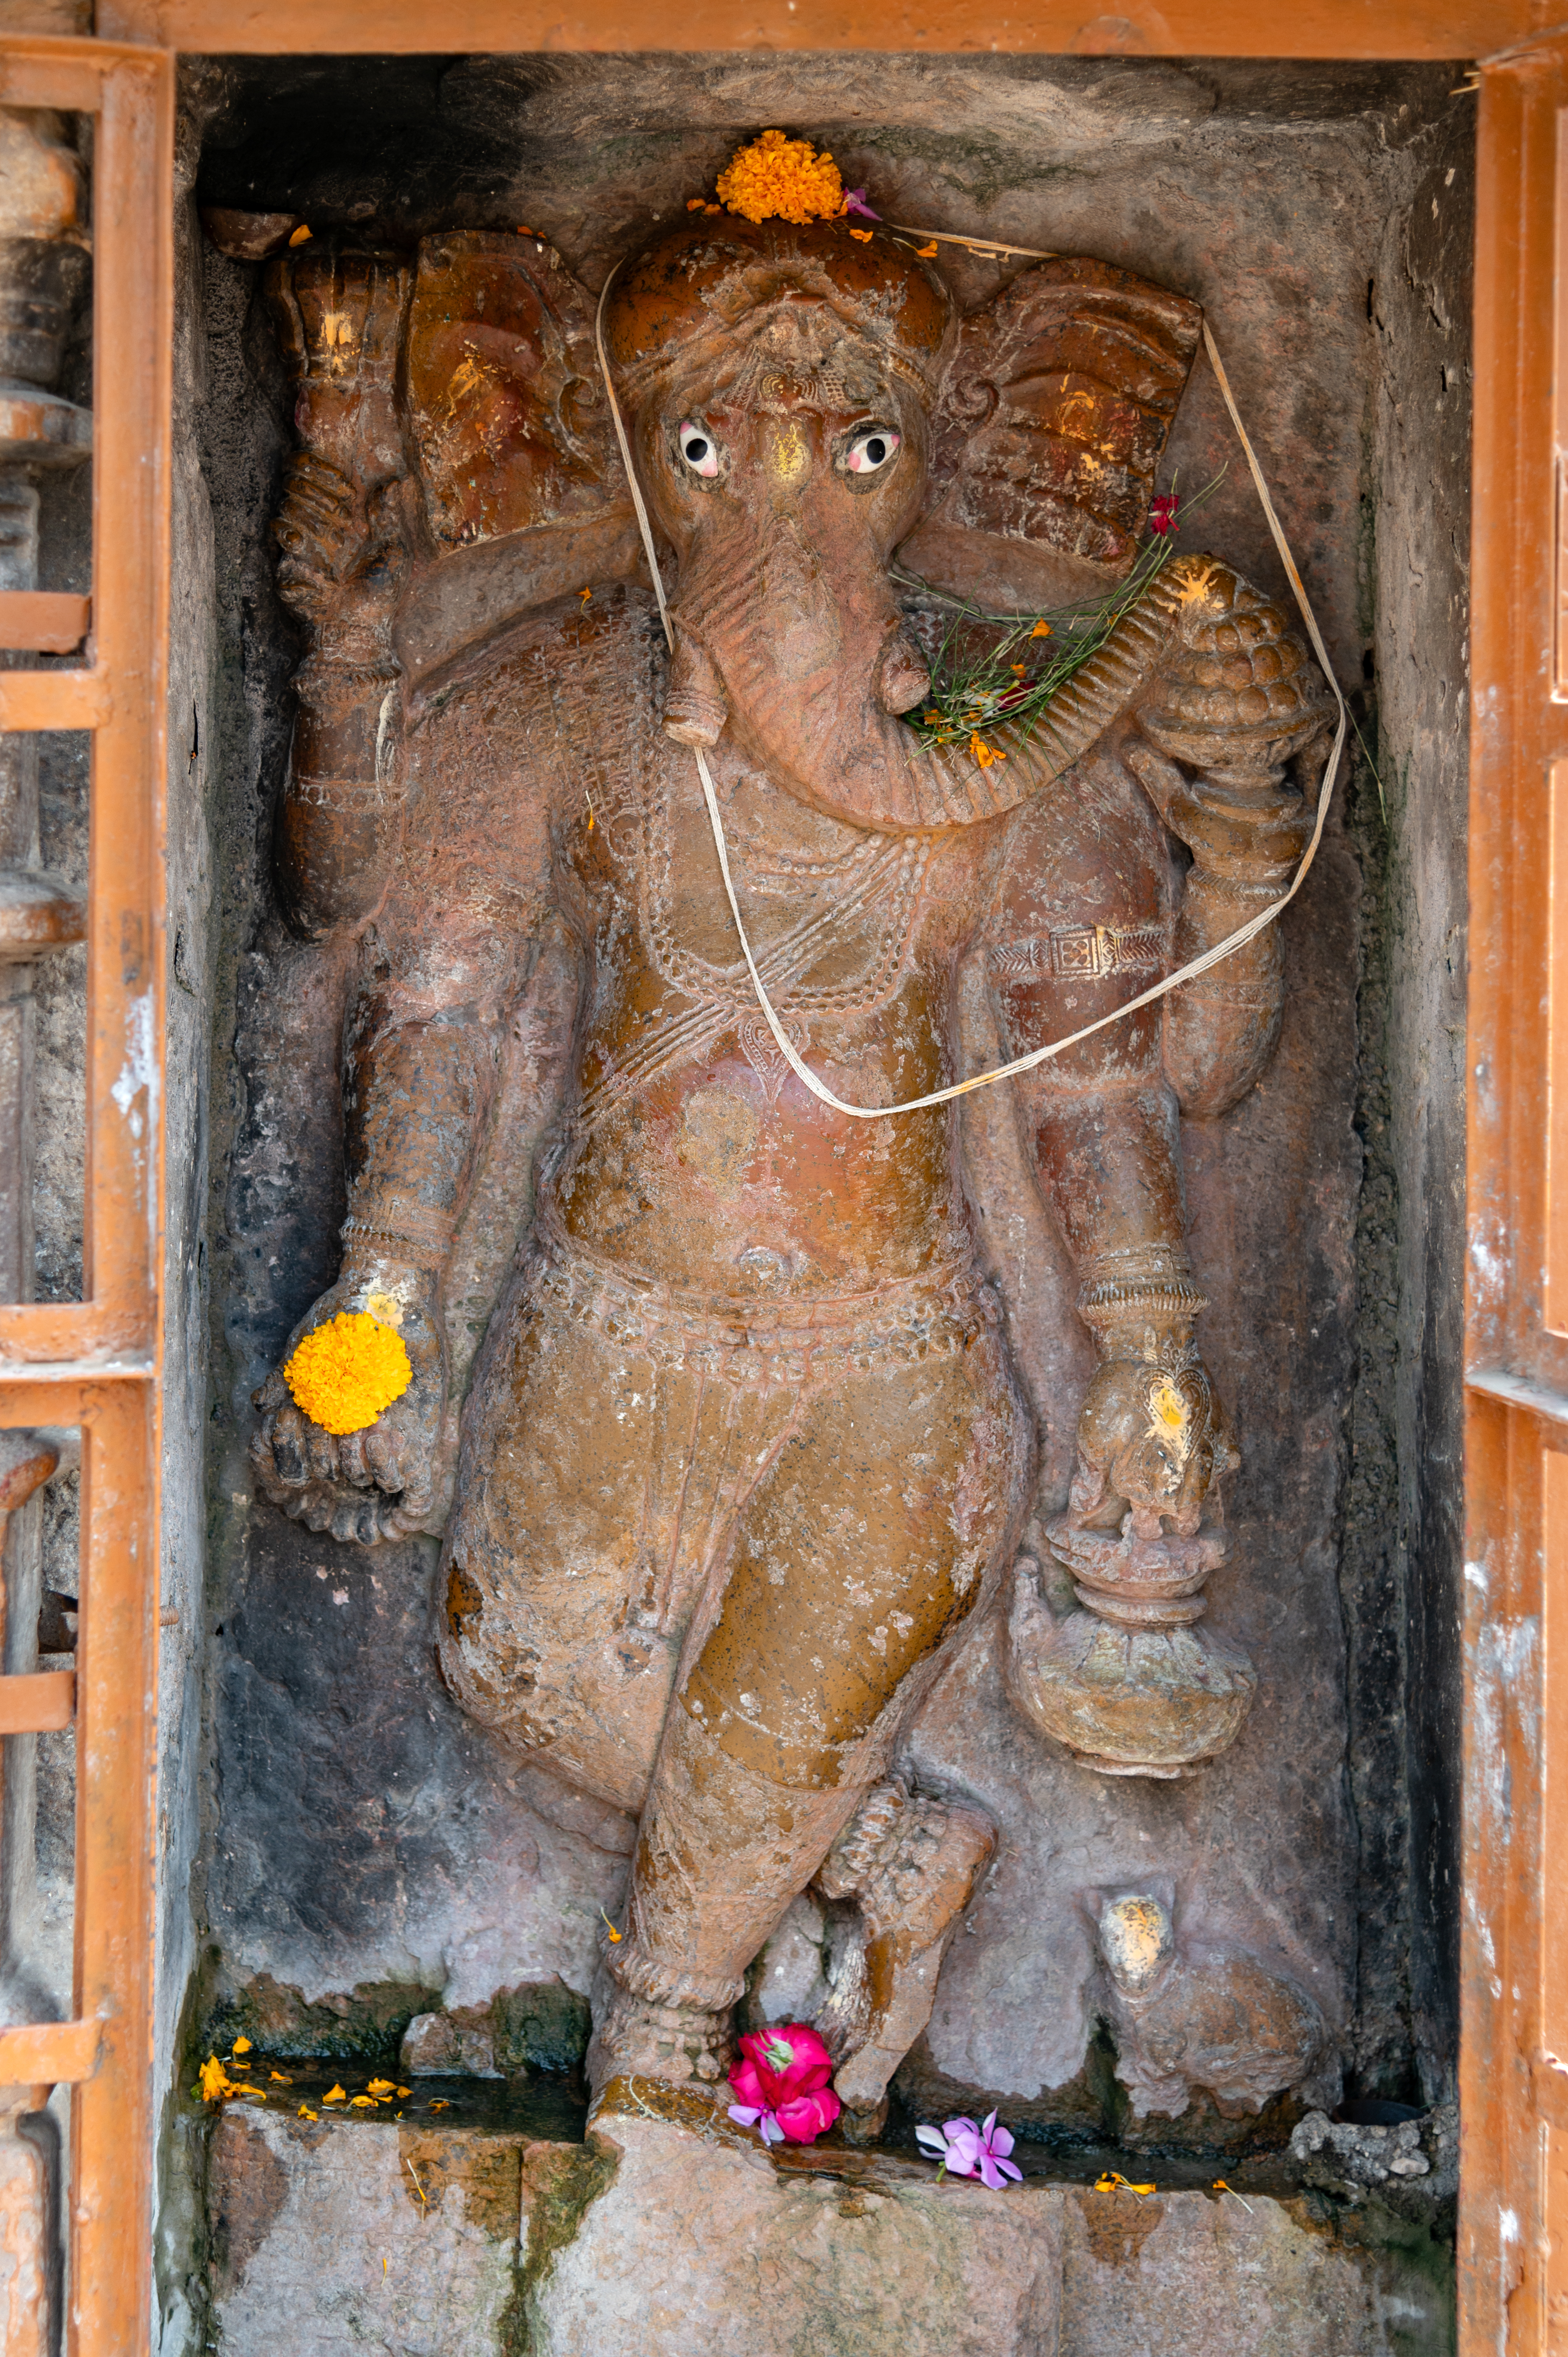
{"left": 200, "top": 2063, "right": 1453, "bottom": 2356}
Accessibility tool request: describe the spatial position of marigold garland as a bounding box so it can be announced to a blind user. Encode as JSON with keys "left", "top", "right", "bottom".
{"left": 714, "top": 129, "right": 844, "bottom": 226}
{"left": 283, "top": 1309, "right": 412, "bottom": 1436}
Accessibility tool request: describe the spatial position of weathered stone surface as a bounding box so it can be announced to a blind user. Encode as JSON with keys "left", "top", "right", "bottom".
{"left": 205, "top": 2107, "right": 1454, "bottom": 2357}
{"left": 208, "top": 2109, "right": 524, "bottom": 2357}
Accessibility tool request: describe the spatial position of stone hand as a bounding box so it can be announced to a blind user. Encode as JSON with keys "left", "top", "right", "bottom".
{"left": 1068, "top": 1350, "right": 1238, "bottom": 1542}
{"left": 1125, "top": 739, "right": 1314, "bottom": 888}
{"left": 249, "top": 1264, "right": 445, "bottom": 1547}
{"left": 273, "top": 458, "right": 407, "bottom": 635}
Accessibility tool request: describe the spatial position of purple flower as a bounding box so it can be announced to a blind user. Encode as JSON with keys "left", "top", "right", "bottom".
{"left": 728, "top": 2100, "right": 786, "bottom": 2146}
{"left": 915, "top": 2110, "right": 1023, "bottom": 2190}
{"left": 841, "top": 189, "right": 881, "bottom": 220}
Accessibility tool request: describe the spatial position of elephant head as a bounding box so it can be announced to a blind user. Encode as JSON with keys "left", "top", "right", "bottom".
{"left": 371, "top": 204, "right": 1203, "bottom": 829}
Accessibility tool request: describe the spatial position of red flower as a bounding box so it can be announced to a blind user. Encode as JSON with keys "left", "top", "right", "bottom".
{"left": 1149, "top": 493, "right": 1180, "bottom": 538}
{"left": 735, "top": 2023, "right": 834, "bottom": 2106}
{"left": 728, "top": 2023, "right": 842, "bottom": 2145}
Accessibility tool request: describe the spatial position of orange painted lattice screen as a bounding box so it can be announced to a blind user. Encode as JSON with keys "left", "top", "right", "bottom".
{"left": 0, "top": 33, "right": 170, "bottom": 2356}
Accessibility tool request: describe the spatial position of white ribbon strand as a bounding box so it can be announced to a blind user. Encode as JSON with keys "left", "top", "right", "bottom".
{"left": 592, "top": 243, "right": 1348, "bottom": 1122}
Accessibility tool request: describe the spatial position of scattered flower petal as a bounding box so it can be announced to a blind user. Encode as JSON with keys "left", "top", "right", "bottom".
{"left": 915, "top": 242, "right": 939, "bottom": 258}
{"left": 1030, "top": 619, "right": 1052, "bottom": 638}
{"left": 848, "top": 228, "right": 873, "bottom": 244}
{"left": 298, "top": 2105, "right": 318, "bottom": 2120}
{"left": 323, "top": 2085, "right": 347, "bottom": 2104}
{"left": 1149, "top": 492, "right": 1180, "bottom": 538}
{"left": 288, "top": 224, "right": 312, "bottom": 247}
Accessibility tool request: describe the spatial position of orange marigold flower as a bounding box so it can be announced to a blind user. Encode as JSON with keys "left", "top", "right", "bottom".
{"left": 715, "top": 129, "right": 843, "bottom": 226}
{"left": 284, "top": 1312, "right": 412, "bottom": 1436}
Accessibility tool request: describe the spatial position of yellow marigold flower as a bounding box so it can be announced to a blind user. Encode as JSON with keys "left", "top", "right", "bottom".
{"left": 198, "top": 2054, "right": 233, "bottom": 2103}
{"left": 284, "top": 1311, "right": 412, "bottom": 1436}
{"left": 716, "top": 129, "right": 843, "bottom": 227}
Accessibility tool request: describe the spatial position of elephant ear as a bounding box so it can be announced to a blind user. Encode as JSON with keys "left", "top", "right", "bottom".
{"left": 405, "top": 230, "right": 628, "bottom": 543}
{"left": 900, "top": 256, "right": 1202, "bottom": 613}
{"left": 397, "top": 231, "right": 646, "bottom": 678}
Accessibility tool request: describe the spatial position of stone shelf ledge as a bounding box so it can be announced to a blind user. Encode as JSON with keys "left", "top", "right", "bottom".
{"left": 204, "top": 2095, "right": 1454, "bottom": 2357}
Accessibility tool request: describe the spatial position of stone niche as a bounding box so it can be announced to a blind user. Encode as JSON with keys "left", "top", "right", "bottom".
{"left": 158, "top": 48, "right": 1470, "bottom": 2357}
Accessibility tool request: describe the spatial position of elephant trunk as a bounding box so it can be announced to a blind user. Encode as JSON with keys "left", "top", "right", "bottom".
{"left": 662, "top": 526, "right": 1054, "bottom": 831}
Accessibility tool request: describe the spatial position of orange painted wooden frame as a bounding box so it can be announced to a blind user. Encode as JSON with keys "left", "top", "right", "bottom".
{"left": 0, "top": 6, "right": 1557, "bottom": 2352}
{"left": 0, "top": 32, "right": 171, "bottom": 2357}
{"left": 88, "top": 0, "right": 1550, "bottom": 61}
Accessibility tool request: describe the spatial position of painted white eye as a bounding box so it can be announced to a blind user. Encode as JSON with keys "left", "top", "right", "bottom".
{"left": 844, "top": 427, "right": 900, "bottom": 475}
{"left": 677, "top": 421, "right": 720, "bottom": 478}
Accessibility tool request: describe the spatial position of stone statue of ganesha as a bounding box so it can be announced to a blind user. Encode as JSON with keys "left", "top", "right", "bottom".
{"left": 244, "top": 183, "right": 1331, "bottom": 2126}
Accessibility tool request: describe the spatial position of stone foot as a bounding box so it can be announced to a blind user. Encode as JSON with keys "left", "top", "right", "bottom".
{"left": 812, "top": 1781, "right": 995, "bottom": 2115}
{"left": 585, "top": 1970, "right": 732, "bottom": 2110}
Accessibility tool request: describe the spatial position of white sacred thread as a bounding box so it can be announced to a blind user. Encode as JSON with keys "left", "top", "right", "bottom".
{"left": 592, "top": 244, "right": 1348, "bottom": 1122}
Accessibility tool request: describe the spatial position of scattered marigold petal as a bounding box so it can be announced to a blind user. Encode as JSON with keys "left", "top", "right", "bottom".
{"left": 600, "top": 1907, "right": 623, "bottom": 1944}
{"left": 428, "top": 2098, "right": 450, "bottom": 2111}
{"left": 687, "top": 197, "right": 706, "bottom": 211}
{"left": 396, "top": 2087, "right": 411, "bottom": 2098}
{"left": 270, "top": 2070, "right": 292, "bottom": 2084}
{"left": 298, "top": 2105, "right": 318, "bottom": 2120}
{"left": 848, "top": 227, "right": 873, "bottom": 243}
{"left": 1030, "top": 619, "right": 1052, "bottom": 638}
{"left": 199, "top": 2055, "right": 234, "bottom": 2103}
{"left": 283, "top": 1312, "right": 412, "bottom": 1437}
{"left": 288, "top": 224, "right": 311, "bottom": 247}
{"left": 232, "top": 2036, "right": 252, "bottom": 2055}
{"left": 350, "top": 2094, "right": 376, "bottom": 2108}
{"left": 367, "top": 2078, "right": 395, "bottom": 2095}
{"left": 516, "top": 225, "right": 534, "bottom": 235}
{"left": 323, "top": 2085, "right": 347, "bottom": 2104}
{"left": 915, "top": 242, "right": 938, "bottom": 258}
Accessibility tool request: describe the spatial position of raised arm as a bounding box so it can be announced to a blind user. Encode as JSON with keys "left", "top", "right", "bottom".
{"left": 985, "top": 757, "right": 1232, "bottom": 1556}
{"left": 1127, "top": 562, "right": 1334, "bottom": 1118}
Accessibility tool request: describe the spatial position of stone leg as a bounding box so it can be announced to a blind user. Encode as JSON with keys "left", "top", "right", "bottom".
{"left": 590, "top": 1337, "right": 1029, "bottom": 2101}
{"left": 438, "top": 1272, "right": 802, "bottom": 1819}
{"left": 813, "top": 1781, "right": 996, "bottom": 2124}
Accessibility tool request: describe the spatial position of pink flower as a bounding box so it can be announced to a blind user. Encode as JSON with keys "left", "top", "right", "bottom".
{"left": 727, "top": 2023, "right": 842, "bottom": 2146}
{"left": 916, "top": 2110, "right": 1023, "bottom": 2190}
{"left": 1149, "top": 493, "right": 1180, "bottom": 538}
{"left": 841, "top": 188, "right": 881, "bottom": 220}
